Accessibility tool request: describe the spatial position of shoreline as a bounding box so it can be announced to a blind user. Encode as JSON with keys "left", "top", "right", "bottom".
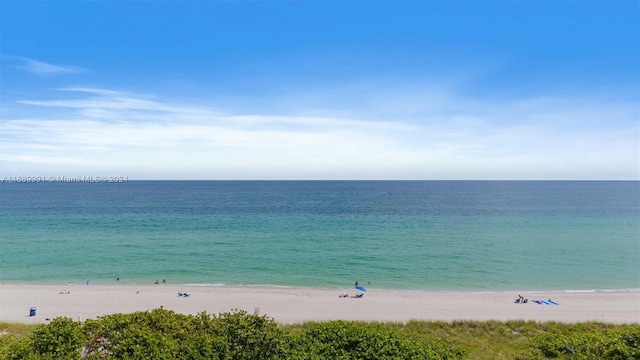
{"left": 1, "top": 284, "right": 638, "bottom": 325}
{"left": 3, "top": 280, "right": 638, "bottom": 293}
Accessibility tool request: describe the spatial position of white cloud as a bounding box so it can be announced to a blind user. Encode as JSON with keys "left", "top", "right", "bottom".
{"left": 1, "top": 87, "right": 638, "bottom": 180}
{"left": 6, "top": 56, "right": 85, "bottom": 76}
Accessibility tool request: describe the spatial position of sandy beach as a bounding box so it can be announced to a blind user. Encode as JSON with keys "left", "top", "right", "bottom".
{"left": 1, "top": 284, "right": 638, "bottom": 325}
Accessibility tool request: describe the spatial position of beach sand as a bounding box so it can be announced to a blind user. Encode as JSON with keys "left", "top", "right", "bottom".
{"left": 1, "top": 284, "right": 638, "bottom": 324}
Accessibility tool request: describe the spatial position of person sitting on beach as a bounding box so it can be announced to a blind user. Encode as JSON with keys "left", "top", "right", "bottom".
{"left": 339, "top": 292, "right": 348, "bottom": 298}
{"left": 517, "top": 294, "right": 525, "bottom": 303}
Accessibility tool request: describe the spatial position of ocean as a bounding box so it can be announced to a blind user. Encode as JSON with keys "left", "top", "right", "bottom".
{"left": 0, "top": 181, "right": 638, "bottom": 292}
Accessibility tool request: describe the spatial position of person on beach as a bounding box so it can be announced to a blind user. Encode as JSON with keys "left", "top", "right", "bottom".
{"left": 155, "top": 280, "right": 159, "bottom": 285}
{"left": 116, "top": 275, "right": 120, "bottom": 282}
{"left": 355, "top": 281, "right": 359, "bottom": 286}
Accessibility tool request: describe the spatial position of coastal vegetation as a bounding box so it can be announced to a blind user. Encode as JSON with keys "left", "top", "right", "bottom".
{"left": 1, "top": 309, "right": 638, "bottom": 359}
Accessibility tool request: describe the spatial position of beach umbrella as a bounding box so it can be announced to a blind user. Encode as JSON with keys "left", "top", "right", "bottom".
{"left": 355, "top": 285, "right": 367, "bottom": 292}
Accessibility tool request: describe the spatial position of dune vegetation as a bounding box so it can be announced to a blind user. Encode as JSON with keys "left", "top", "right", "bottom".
{"left": 1, "top": 308, "right": 638, "bottom": 359}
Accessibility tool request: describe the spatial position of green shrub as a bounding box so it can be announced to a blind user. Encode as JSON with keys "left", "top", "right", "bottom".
{"left": 82, "top": 308, "right": 231, "bottom": 360}
{"left": 83, "top": 309, "right": 182, "bottom": 359}
{"left": 80, "top": 308, "right": 290, "bottom": 360}
{"left": 294, "top": 320, "right": 465, "bottom": 359}
{"left": 214, "top": 309, "right": 291, "bottom": 360}
{"left": 29, "top": 317, "right": 85, "bottom": 359}
{"left": 0, "top": 334, "right": 31, "bottom": 360}
{"left": 531, "top": 327, "right": 640, "bottom": 359}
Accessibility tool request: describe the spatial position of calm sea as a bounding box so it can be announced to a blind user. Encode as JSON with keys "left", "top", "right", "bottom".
{"left": 0, "top": 181, "right": 638, "bottom": 292}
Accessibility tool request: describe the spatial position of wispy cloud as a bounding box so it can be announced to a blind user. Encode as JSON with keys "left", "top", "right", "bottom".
{"left": 1, "top": 87, "right": 638, "bottom": 180}
{"left": 17, "top": 87, "right": 219, "bottom": 120}
{"left": 5, "top": 56, "right": 85, "bottom": 76}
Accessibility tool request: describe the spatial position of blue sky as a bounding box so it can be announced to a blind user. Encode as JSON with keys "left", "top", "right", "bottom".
{"left": 1, "top": 1, "right": 638, "bottom": 180}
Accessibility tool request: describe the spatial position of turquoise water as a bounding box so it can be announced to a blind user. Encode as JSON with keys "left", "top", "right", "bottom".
{"left": 0, "top": 181, "right": 638, "bottom": 291}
